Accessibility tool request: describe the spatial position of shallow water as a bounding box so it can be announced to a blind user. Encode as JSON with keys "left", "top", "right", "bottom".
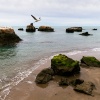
{"left": 0, "top": 26, "right": 100, "bottom": 99}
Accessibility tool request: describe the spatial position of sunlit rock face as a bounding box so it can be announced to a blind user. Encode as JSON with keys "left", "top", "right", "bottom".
{"left": 0, "top": 27, "right": 22, "bottom": 46}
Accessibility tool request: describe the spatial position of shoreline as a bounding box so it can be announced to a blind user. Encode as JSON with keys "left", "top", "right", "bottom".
{"left": 3, "top": 50, "right": 100, "bottom": 100}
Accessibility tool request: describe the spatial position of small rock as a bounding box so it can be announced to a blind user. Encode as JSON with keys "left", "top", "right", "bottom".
{"left": 59, "top": 78, "right": 69, "bottom": 86}
{"left": 74, "top": 82, "right": 96, "bottom": 95}
{"left": 92, "top": 28, "right": 97, "bottom": 30}
{"left": 71, "top": 79, "right": 84, "bottom": 86}
{"left": 18, "top": 28, "right": 24, "bottom": 31}
{"left": 79, "top": 32, "right": 92, "bottom": 36}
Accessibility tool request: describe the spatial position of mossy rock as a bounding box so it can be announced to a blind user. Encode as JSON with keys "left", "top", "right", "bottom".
{"left": 51, "top": 54, "right": 80, "bottom": 76}
{"left": 81, "top": 56, "right": 100, "bottom": 67}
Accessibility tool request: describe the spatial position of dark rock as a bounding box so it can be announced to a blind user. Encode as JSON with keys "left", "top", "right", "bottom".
{"left": 92, "top": 28, "right": 97, "bottom": 30}
{"left": 66, "top": 28, "right": 74, "bottom": 33}
{"left": 71, "top": 79, "right": 84, "bottom": 86}
{"left": 66, "top": 27, "right": 82, "bottom": 33}
{"left": 81, "top": 56, "right": 100, "bottom": 67}
{"left": 26, "top": 23, "right": 36, "bottom": 32}
{"left": 35, "top": 68, "right": 54, "bottom": 84}
{"left": 18, "top": 28, "right": 24, "bottom": 31}
{"left": 0, "top": 27, "right": 22, "bottom": 46}
{"left": 74, "top": 82, "right": 96, "bottom": 95}
{"left": 51, "top": 54, "right": 80, "bottom": 76}
{"left": 38, "top": 26, "right": 54, "bottom": 32}
{"left": 79, "top": 32, "right": 92, "bottom": 36}
{"left": 59, "top": 78, "right": 69, "bottom": 86}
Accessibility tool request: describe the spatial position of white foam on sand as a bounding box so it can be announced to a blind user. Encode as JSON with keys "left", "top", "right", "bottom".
{"left": 0, "top": 58, "right": 49, "bottom": 100}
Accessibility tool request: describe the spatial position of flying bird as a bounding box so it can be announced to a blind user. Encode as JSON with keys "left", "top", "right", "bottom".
{"left": 31, "top": 15, "right": 41, "bottom": 22}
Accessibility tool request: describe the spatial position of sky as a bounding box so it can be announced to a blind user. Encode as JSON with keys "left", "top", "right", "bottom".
{"left": 0, "top": 0, "right": 100, "bottom": 26}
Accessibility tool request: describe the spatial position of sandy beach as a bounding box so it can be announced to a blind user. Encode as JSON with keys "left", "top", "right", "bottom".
{"left": 5, "top": 50, "right": 100, "bottom": 100}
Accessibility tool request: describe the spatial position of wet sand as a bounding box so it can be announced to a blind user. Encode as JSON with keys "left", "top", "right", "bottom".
{"left": 5, "top": 51, "right": 100, "bottom": 100}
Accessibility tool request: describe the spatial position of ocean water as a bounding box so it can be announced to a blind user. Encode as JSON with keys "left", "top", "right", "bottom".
{"left": 0, "top": 26, "right": 100, "bottom": 99}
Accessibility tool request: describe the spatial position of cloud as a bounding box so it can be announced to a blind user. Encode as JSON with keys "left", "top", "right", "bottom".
{"left": 0, "top": 0, "right": 100, "bottom": 25}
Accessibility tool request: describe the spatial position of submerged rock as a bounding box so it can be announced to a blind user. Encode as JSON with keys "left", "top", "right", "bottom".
{"left": 66, "top": 27, "right": 82, "bottom": 33}
{"left": 51, "top": 54, "right": 80, "bottom": 76}
{"left": 35, "top": 68, "right": 54, "bottom": 84}
{"left": 74, "top": 82, "right": 96, "bottom": 95}
{"left": 0, "top": 27, "right": 22, "bottom": 46}
{"left": 26, "top": 23, "right": 36, "bottom": 32}
{"left": 38, "top": 26, "right": 54, "bottom": 32}
{"left": 81, "top": 56, "right": 100, "bottom": 67}
{"left": 79, "top": 32, "right": 92, "bottom": 36}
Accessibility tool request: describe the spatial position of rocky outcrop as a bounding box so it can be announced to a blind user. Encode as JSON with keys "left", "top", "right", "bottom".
{"left": 66, "top": 27, "right": 82, "bottom": 33}
{"left": 79, "top": 32, "right": 92, "bottom": 36}
{"left": 74, "top": 82, "right": 96, "bottom": 95}
{"left": 38, "top": 26, "right": 54, "bottom": 32}
{"left": 51, "top": 54, "right": 80, "bottom": 76}
{"left": 0, "top": 27, "right": 22, "bottom": 46}
{"left": 35, "top": 68, "right": 54, "bottom": 84}
{"left": 26, "top": 23, "right": 36, "bottom": 32}
{"left": 18, "top": 28, "right": 24, "bottom": 31}
{"left": 81, "top": 56, "right": 100, "bottom": 67}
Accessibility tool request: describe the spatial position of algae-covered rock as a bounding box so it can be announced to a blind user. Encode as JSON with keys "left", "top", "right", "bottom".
{"left": 81, "top": 56, "right": 100, "bottom": 67}
{"left": 51, "top": 54, "right": 80, "bottom": 76}
{"left": 74, "top": 82, "right": 96, "bottom": 95}
{"left": 35, "top": 68, "right": 54, "bottom": 84}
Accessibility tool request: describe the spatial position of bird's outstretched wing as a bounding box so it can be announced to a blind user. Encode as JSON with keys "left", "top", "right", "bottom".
{"left": 31, "top": 15, "right": 37, "bottom": 20}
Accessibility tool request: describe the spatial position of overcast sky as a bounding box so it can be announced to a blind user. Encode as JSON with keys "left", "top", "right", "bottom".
{"left": 0, "top": 0, "right": 100, "bottom": 26}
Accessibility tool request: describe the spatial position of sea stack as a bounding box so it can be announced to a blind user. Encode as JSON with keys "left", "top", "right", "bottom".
{"left": 26, "top": 23, "right": 36, "bottom": 32}
{"left": 66, "top": 27, "right": 82, "bottom": 33}
{"left": 38, "top": 26, "right": 54, "bottom": 32}
{"left": 0, "top": 27, "right": 22, "bottom": 46}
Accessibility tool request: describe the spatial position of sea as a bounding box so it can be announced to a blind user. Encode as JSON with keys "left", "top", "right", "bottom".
{"left": 0, "top": 26, "right": 100, "bottom": 99}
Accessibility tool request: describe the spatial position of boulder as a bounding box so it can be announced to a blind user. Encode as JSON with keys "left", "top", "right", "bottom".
{"left": 51, "top": 54, "right": 80, "bottom": 76}
{"left": 59, "top": 78, "right": 69, "bottom": 86}
{"left": 66, "top": 27, "right": 82, "bottom": 33}
{"left": 74, "top": 82, "right": 96, "bottom": 95}
{"left": 18, "top": 28, "right": 24, "bottom": 31}
{"left": 26, "top": 23, "right": 36, "bottom": 32}
{"left": 0, "top": 27, "right": 22, "bottom": 46}
{"left": 35, "top": 68, "right": 54, "bottom": 84}
{"left": 38, "top": 26, "right": 54, "bottom": 32}
{"left": 81, "top": 56, "right": 100, "bottom": 67}
{"left": 79, "top": 32, "right": 92, "bottom": 36}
